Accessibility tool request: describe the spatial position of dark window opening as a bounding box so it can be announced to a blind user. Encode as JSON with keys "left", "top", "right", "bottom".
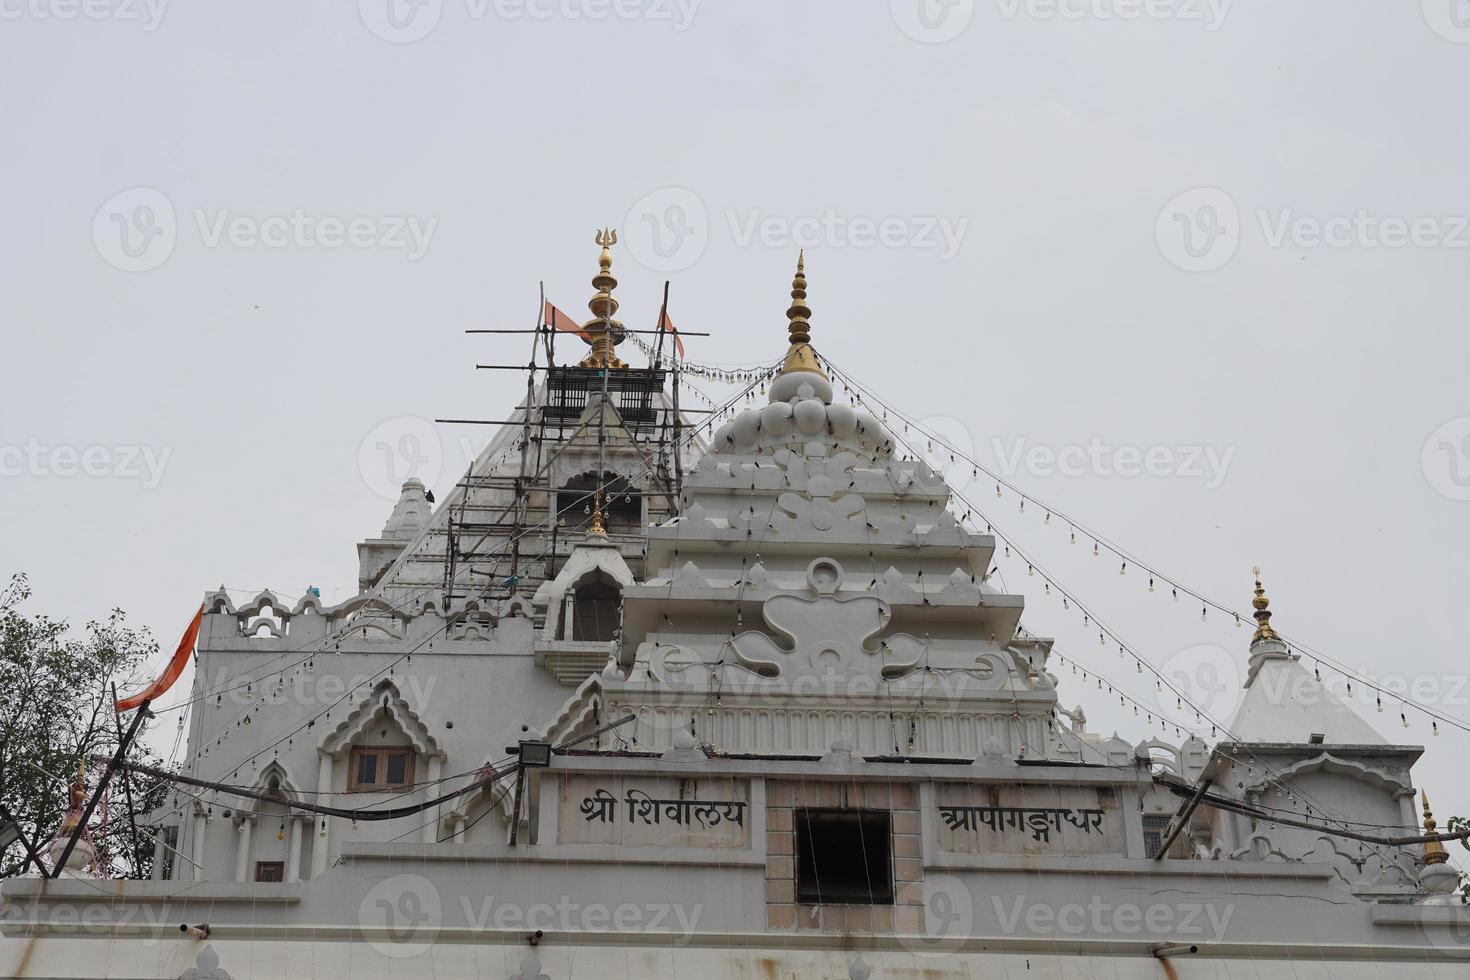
{"left": 255, "top": 861, "right": 285, "bottom": 883}
{"left": 795, "top": 809, "right": 893, "bottom": 905}
{"left": 556, "top": 473, "right": 641, "bottom": 536}
{"left": 572, "top": 581, "right": 622, "bottom": 642}
{"left": 348, "top": 747, "right": 415, "bottom": 791}
{"left": 1142, "top": 814, "right": 1172, "bottom": 858}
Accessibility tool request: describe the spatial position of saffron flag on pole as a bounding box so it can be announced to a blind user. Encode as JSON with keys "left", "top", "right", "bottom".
{"left": 115, "top": 603, "right": 205, "bottom": 712}
{"left": 544, "top": 301, "right": 589, "bottom": 341}
{"left": 658, "top": 313, "right": 686, "bottom": 358}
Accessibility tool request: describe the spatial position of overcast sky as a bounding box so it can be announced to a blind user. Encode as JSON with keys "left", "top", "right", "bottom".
{"left": 2, "top": 1, "right": 1467, "bottom": 857}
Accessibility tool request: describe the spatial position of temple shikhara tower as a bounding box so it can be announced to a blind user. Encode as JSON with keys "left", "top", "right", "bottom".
{"left": 2, "top": 239, "right": 1464, "bottom": 978}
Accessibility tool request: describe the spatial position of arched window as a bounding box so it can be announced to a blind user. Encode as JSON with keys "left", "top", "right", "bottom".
{"left": 348, "top": 708, "right": 417, "bottom": 791}
{"left": 571, "top": 580, "right": 621, "bottom": 642}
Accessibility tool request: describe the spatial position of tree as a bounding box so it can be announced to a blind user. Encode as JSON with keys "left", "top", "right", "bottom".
{"left": 1448, "top": 814, "right": 1470, "bottom": 904}
{"left": 0, "top": 573, "right": 170, "bottom": 879}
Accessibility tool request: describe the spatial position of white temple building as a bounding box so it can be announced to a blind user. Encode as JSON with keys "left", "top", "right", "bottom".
{"left": 1, "top": 241, "right": 1465, "bottom": 979}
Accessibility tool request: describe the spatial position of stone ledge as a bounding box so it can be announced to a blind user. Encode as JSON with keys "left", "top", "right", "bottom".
{"left": 0, "top": 879, "right": 302, "bottom": 903}
{"left": 1371, "top": 903, "right": 1470, "bottom": 926}
{"left": 339, "top": 841, "right": 767, "bottom": 868}
{"left": 925, "top": 853, "right": 1337, "bottom": 879}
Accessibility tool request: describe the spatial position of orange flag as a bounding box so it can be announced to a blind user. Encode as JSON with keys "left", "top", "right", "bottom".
{"left": 658, "top": 313, "right": 686, "bottom": 358}
{"left": 115, "top": 603, "right": 205, "bottom": 712}
{"left": 544, "top": 301, "right": 589, "bottom": 341}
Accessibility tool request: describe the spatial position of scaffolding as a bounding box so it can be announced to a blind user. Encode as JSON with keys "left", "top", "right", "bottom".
{"left": 422, "top": 276, "right": 709, "bottom": 612}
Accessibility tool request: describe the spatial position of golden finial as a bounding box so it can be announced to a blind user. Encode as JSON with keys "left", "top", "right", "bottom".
{"left": 580, "top": 228, "right": 628, "bottom": 370}
{"left": 1422, "top": 790, "right": 1449, "bottom": 865}
{"left": 779, "top": 251, "right": 825, "bottom": 377}
{"left": 1250, "top": 566, "right": 1278, "bottom": 643}
{"left": 587, "top": 489, "right": 607, "bottom": 539}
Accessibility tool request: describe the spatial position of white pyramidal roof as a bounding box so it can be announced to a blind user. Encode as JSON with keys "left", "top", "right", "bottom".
{"left": 1228, "top": 635, "right": 1388, "bottom": 745}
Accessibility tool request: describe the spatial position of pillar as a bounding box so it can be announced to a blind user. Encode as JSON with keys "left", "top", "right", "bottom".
{"left": 310, "top": 754, "right": 334, "bottom": 878}
{"left": 286, "top": 815, "right": 305, "bottom": 883}
{"left": 191, "top": 810, "right": 208, "bottom": 882}
{"left": 421, "top": 756, "right": 444, "bottom": 844}
{"left": 234, "top": 816, "right": 253, "bottom": 883}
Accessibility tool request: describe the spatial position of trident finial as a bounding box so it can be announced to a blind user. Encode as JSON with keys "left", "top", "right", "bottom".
{"left": 580, "top": 228, "right": 627, "bottom": 369}
{"left": 1250, "top": 566, "right": 1278, "bottom": 644}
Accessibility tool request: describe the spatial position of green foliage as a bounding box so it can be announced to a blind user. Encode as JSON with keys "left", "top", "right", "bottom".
{"left": 1447, "top": 814, "right": 1470, "bottom": 903}
{"left": 0, "top": 573, "right": 169, "bottom": 878}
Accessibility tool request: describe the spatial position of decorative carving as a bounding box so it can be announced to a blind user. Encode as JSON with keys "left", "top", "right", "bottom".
{"left": 728, "top": 558, "right": 925, "bottom": 682}
{"left": 770, "top": 448, "right": 867, "bottom": 532}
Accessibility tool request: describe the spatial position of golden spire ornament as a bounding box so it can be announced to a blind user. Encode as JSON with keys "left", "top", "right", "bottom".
{"left": 1421, "top": 790, "right": 1449, "bottom": 865}
{"left": 1250, "top": 566, "right": 1278, "bottom": 643}
{"left": 587, "top": 489, "right": 608, "bottom": 539}
{"left": 579, "top": 228, "right": 628, "bottom": 370}
{"left": 779, "top": 251, "right": 824, "bottom": 378}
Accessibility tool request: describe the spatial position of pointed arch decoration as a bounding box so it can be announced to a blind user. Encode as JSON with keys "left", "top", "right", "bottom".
{"left": 1236, "top": 751, "right": 1414, "bottom": 798}
{"left": 318, "top": 679, "right": 445, "bottom": 759}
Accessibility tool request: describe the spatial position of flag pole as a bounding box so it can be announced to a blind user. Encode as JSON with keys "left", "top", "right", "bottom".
{"left": 110, "top": 683, "right": 146, "bottom": 875}
{"left": 50, "top": 699, "right": 150, "bottom": 878}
